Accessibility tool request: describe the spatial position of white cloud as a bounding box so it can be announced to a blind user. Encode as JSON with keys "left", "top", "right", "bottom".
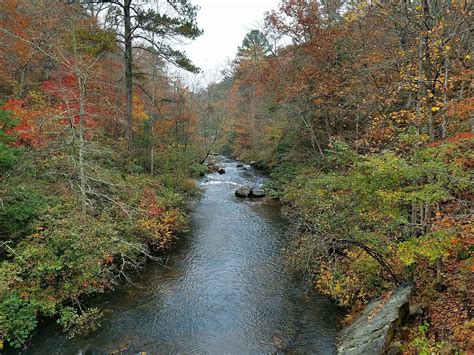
{"left": 173, "top": 0, "right": 280, "bottom": 86}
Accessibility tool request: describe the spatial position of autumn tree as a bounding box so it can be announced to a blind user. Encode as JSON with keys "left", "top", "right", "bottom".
{"left": 88, "top": 0, "right": 202, "bottom": 144}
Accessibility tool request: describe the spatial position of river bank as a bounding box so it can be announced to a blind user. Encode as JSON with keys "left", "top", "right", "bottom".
{"left": 242, "top": 136, "right": 473, "bottom": 353}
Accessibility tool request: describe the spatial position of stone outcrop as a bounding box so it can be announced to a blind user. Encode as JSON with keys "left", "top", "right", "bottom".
{"left": 337, "top": 283, "right": 414, "bottom": 355}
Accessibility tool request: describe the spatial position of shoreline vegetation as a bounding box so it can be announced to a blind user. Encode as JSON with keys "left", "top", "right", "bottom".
{"left": 0, "top": 0, "right": 472, "bottom": 353}
{"left": 1, "top": 137, "right": 206, "bottom": 349}
{"left": 206, "top": 0, "right": 472, "bottom": 352}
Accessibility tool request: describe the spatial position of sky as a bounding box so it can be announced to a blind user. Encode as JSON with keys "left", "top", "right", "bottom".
{"left": 173, "top": 0, "right": 281, "bottom": 85}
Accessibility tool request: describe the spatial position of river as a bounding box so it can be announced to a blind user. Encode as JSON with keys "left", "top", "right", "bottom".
{"left": 24, "top": 157, "right": 339, "bottom": 354}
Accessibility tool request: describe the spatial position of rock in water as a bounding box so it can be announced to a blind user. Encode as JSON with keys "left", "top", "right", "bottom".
{"left": 235, "top": 186, "right": 251, "bottom": 198}
{"left": 236, "top": 163, "right": 244, "bottom": 168}
{"left": 218, "top": 167, "right": 226, "bottom": 174}
{"left": 206, "top": 163, "right": 218, "bottom": 173}
{"left": 250, "top": 189, "right": 266, "bottom": 198}
{"left": 337, "top": 283, "right": 413, "bottom": 355}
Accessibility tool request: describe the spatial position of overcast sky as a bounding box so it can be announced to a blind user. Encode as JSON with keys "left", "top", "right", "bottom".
{"left": 174, "top": 0, "right": 281, "bottom": 85}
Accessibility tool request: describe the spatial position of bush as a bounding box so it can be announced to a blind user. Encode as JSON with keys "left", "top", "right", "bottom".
{"left": 0, "top": 109, "right": 23, "bottom": 173}
{"left": 0, "top": 292, "right": 37, "bottom": 349}
{"left": 0, "top": 186, "right": 46, "bottom": 243}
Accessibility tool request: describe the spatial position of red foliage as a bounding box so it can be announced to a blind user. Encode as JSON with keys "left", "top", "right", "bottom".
{"left": 3, "top": 98, "right": 43, "bottom": 147}
{"left": 139, "top": 188, "right": 165, "bottom": 217}
{"left": 429, "top": 132, "right": 474, "bottom": 147}
{"left": 42, "top": 70, "right": 101, "bottom": 135}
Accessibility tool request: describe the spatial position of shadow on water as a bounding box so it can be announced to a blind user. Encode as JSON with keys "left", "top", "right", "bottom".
{"left": 19, "top": 157, "right": 341, "bottom": 354}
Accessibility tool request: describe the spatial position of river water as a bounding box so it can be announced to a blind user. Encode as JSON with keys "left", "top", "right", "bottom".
{"left": 25, "top": 158, "right": 339, "bottom": 354}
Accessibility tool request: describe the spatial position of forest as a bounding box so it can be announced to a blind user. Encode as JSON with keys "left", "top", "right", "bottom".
{"left": 0, "top": 0, "right": 472, "bottom": 353}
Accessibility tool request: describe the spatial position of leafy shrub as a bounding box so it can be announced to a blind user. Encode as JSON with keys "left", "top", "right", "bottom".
{"left": 0, "top": 292, "right": 37, "bottom": 349}
{"left": 0, "top": 187, "right": 46, "bottom": 242}
{"left": 0, "top": 109, "right": 23, "bottom": 172}
{"left": 58, "top": 306, "right": 103, "bottom": 338}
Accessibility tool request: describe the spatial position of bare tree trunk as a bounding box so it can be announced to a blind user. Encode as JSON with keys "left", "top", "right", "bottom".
{"left": 355, "top": 112, "right": 359, "bottom": 152}
{"left": 470, "top": 81, "right": 474, "bottom": 134}
{"left": 297, "top": 108, "right": 324, "bottom": 157}
{"left": 436, "top": 257, "right": 444, "bottom": 287}
{"left": 78, "top": 75, "right": 87, "bottom": 214}
{"left": 422, "top": 0, "right": 435, "bottom": 142}
{"left": 415, "top": 35, "right": 423, "bottom": 138}
{"left": 411, "top": 203, "right": 417, "bottom": 226}
{"left": 150, "top": 123, "right": 155, "bottom": 175}
{"left": 124, "top": 0, "right": 133, "bottom": 145}
{"left": 150, "top": 34, "right": 156, "bottom": 176}
{"left": 324, "top": 112, "right": 331, "bottom": 141}
{"left": 17, "top": 65, "right": 26, "bottom": 99}
{"left": 442, "top": 54, "right": 449, "bottom": 139}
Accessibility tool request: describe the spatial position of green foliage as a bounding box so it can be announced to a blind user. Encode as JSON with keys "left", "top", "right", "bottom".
{"left": 76, "top": 28, "right": 116, "bottom": 57}
{"left": 0, "top": 109, "right": 23, "bottom": 172}
{"left": 190, "top": 163, "right": 209, "bottom": 177}
{"left": 0, "top": 186, "right": 46, "bottom": 242}
{"left": 58, "top": 306, "right": 102, "bottom": 338}
{"left": 133, "top": 2, "right": 202, "bottom": 73}
{"left": 282, "top": 138, "right": 473, "bottom": 305}
{"left": 322, "top": 139, "right": 359, "bottom": 171}
{"left": 237, "top": 30, "right": 272, "bottom": 62}
{"left": 408, "top": 322, "right": 445, "bottom": 354}
{"left": 0, "top": 292, "right": 37, "bottom": 349}
{"left": 397, "top": 230, "right": 453, "bottom": 266}
{"left": 264, "top": 161, "right": 301, "bottom": 198}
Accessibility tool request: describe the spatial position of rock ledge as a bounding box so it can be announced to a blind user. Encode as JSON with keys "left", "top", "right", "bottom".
{"left": 337, "top": 283, "right": 414, "bottom": 355}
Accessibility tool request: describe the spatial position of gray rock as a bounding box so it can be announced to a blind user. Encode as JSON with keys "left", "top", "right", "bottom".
{"left": 250, "top": 189, "right": 266, "bottom": 198}
{"left": 235, "top": 186, "right": 251, "bottom": 198}
{"left": 409, "top": 303, "right": 423, "bottom": 317}
{"left": 386, "top": 341, "right": 403, "bottom": 355}
{"left": 337, "top": 284, "right": 414, "bottom": 355}
{"left": 206, "top": 163, "right": 218, "bottom": 173}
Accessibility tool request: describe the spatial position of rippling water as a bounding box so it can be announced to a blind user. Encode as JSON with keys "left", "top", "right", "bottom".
{"left": 23, "top": 158, "right": 339, "bottom": 354}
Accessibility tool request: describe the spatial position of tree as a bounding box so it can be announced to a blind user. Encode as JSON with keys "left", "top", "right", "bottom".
{"left": 90, "top": 0, "right": 202, "bottom": 145}
{"left": 237, "top": 30, "right": 272, "bottom": 63}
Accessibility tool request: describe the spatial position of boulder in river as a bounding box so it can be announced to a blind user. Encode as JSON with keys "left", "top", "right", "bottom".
{"left": 250, "top": 189, "right": 266, "bottom": 198}
{"left": 235, "top": 186, "right": 252, "bottom": 198}
{"left": 235, "top": 187, "right": 266, "bottom": 199}
{"left": 206, "top": 163, "right": 218, "bottom": 173}
{"left": 337, "top": 283, "right": 414, "bottom": 355}
{"left": 236, "top": 163, "right": 244, "bottom": 168}
{"left": 218, "top": 167, "right": 226, "bottom": 174}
